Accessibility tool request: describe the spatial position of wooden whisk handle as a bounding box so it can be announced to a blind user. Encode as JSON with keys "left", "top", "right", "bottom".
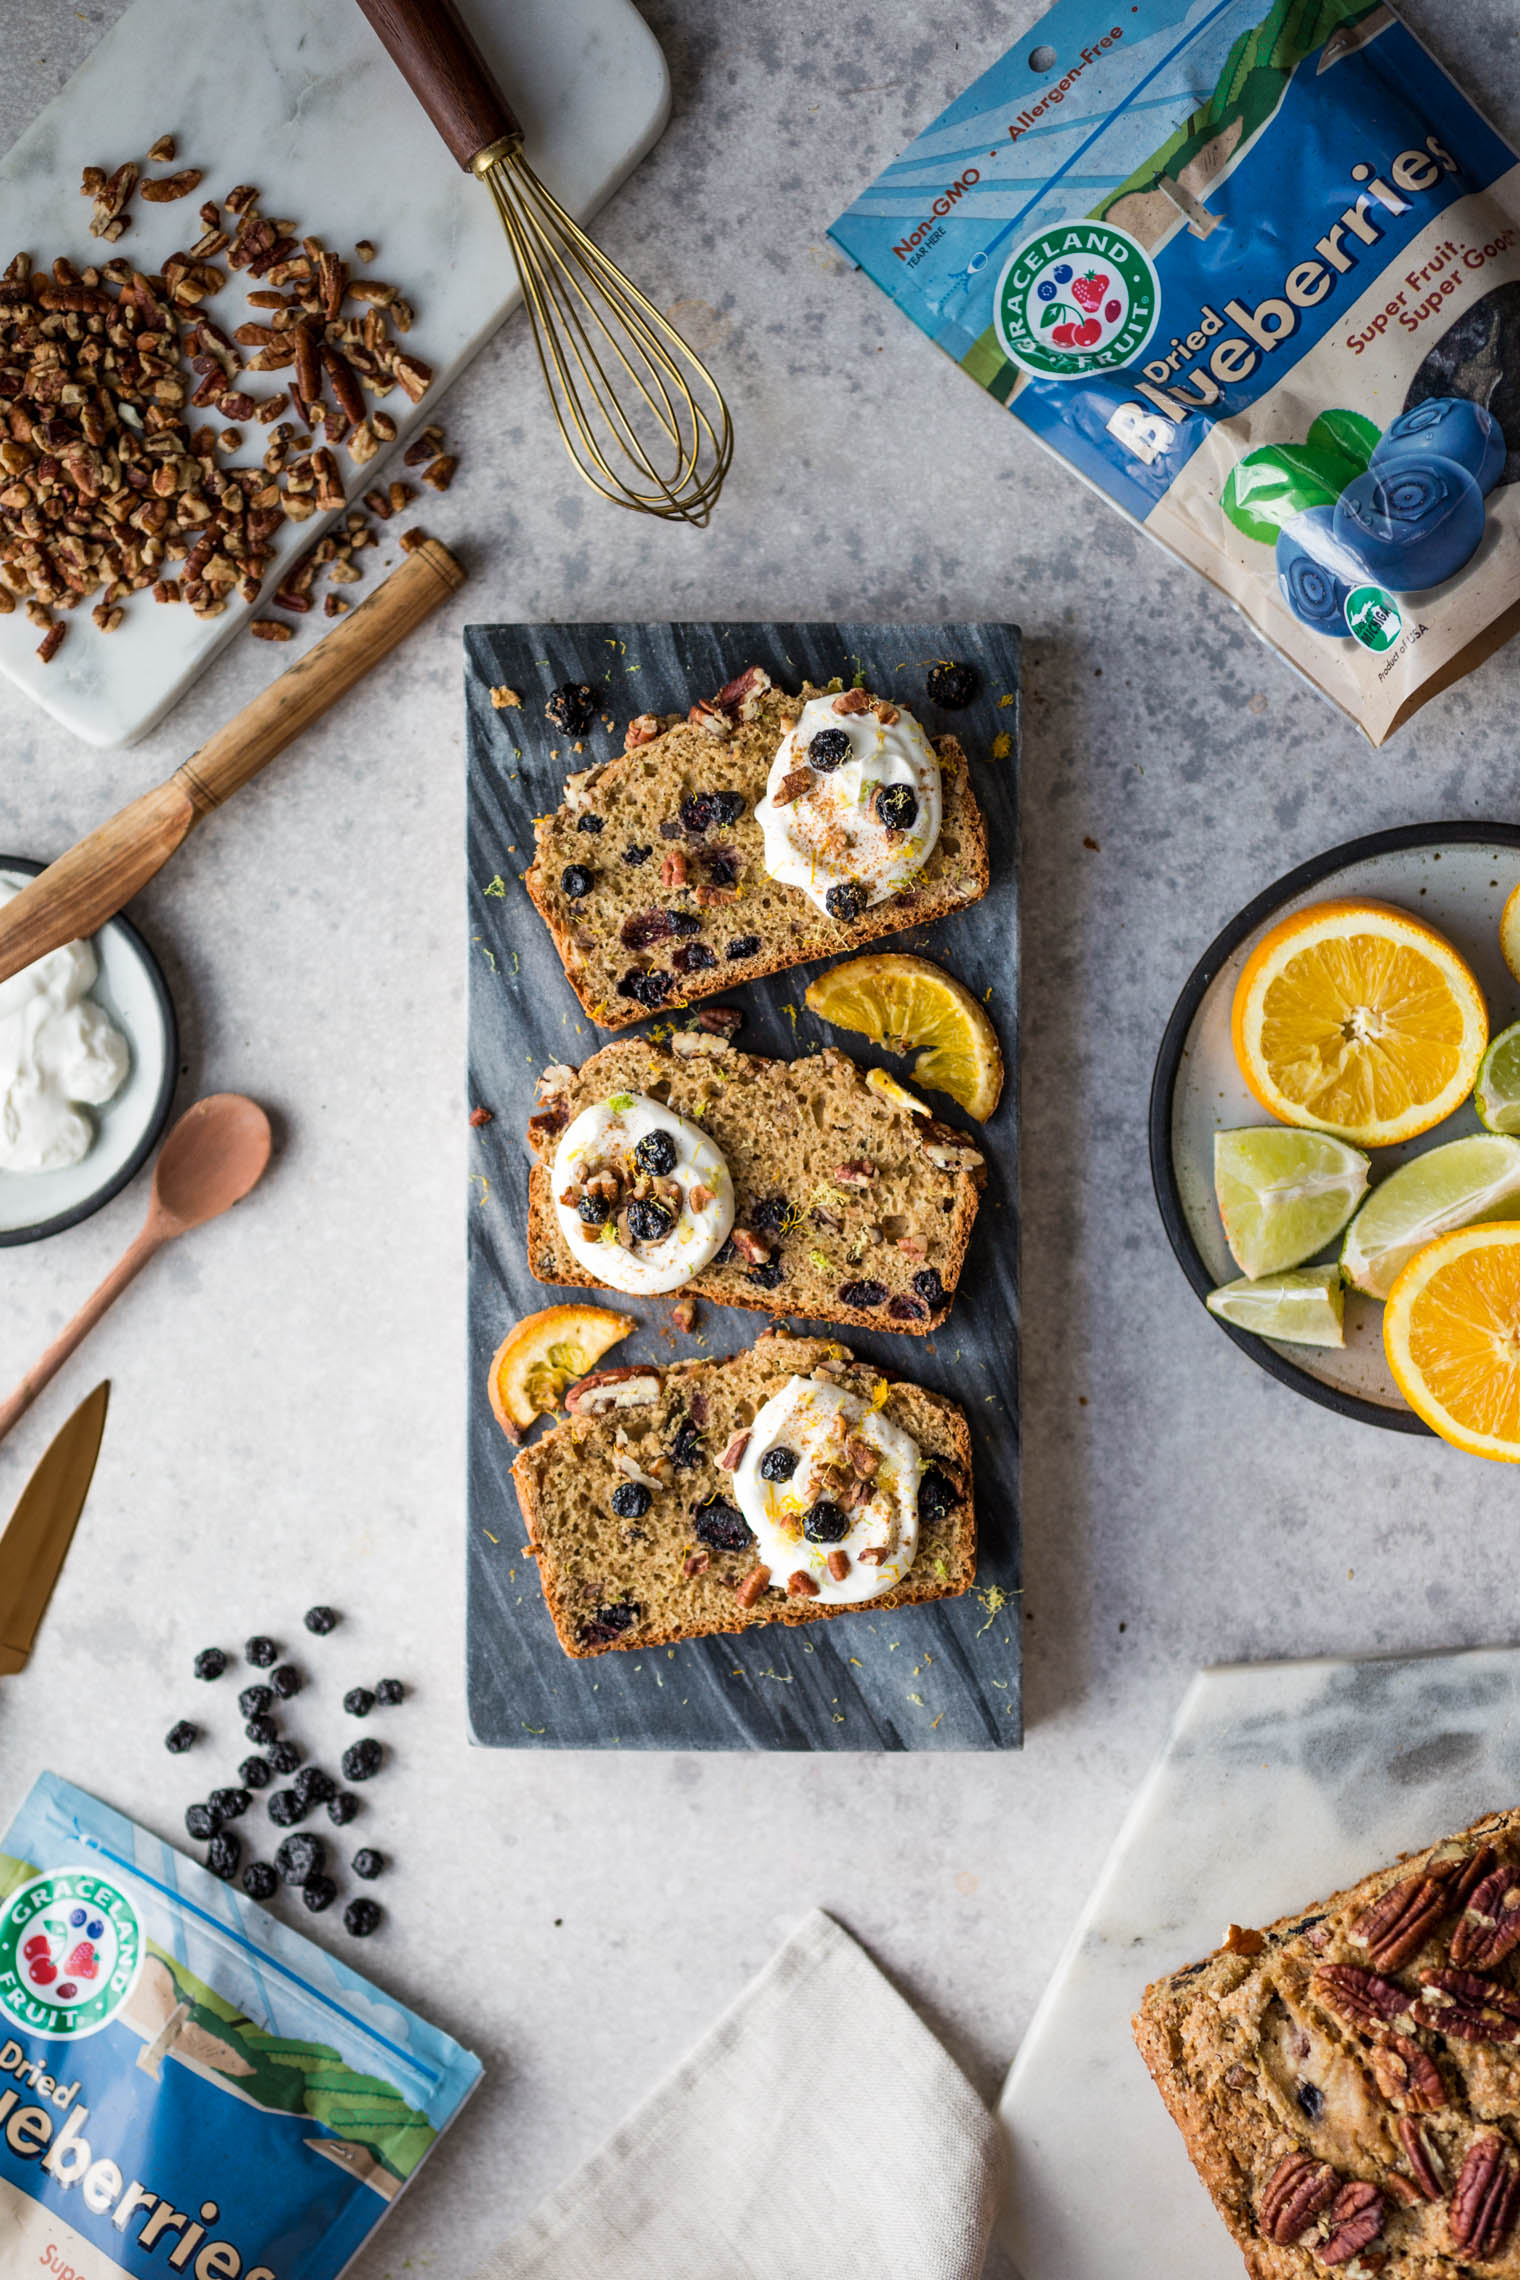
{"left": 353, "top": 0, "right": 523, "bottom": 170}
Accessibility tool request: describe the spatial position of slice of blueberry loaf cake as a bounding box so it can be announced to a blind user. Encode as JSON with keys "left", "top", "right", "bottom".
{"left": 511, "top": 1330, "right": 975, "bottom": 1656}
{"left": 524, "top": 1034, "right": 986, "bottom": 1335}
{"left": 1134, "top": 1807, "right": 1520, "bottom": 2276}
{"left": 523, "top": 667, "right": 990, "bottom": 1030}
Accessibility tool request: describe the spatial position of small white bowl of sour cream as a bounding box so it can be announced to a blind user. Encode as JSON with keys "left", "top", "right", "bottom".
{"left": 0, "top": 858, "right": 177, "bottom": 1245}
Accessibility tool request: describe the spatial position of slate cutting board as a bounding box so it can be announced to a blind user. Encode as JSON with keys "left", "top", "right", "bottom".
{"left": 0, "top": 0, "right": 668, "bottom": 746}
{"left": 464, "top": 621, "right": 1021, "bottom": 1750}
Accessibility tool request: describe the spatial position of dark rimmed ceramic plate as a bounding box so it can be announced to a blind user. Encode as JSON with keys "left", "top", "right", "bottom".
{"left": 0, "top": 856, "right": 177, "bottom": 1245}
{"left": 465, "top": 621, "right": 1021, "bottom": 1749}
{"left": 1151, "top": 823, "right": 1520, "bottom": 1435}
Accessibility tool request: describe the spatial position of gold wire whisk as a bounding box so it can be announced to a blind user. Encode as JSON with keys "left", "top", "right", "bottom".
{"left": 357, "top": 0, "right": 733, "bottom": 527}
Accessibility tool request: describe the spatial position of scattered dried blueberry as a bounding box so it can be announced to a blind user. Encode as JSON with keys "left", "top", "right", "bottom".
{"left": 634, "top": 1129, "right": 677, "bottom": 1177}
{"left": 876, "top": 783, "right": 918, "bottom": 831}
{"left": 713, "top": 1235, "right": 736, "bottom": 1264}
{"left": 617, "top": 967, "right": 672, "bottom": 1008}
{"left": 747, "top": 1260, "right": 784, "bottom": 1289}
{"left": 1296, "top": 2081, "right": 1325, "bottom": 2121}
{"left": 826, "top": 881, "right": 866, "bottom": 922}
{"left": 622, "top": 843, "right": 652, "bottom": 866}
{"left": 186, "top": 1802, "right": 221, "bottom": 1842}
{"left": 576, "top": 813, "right": 605, "bottom": 835}
{"left": 344, "top": 1688, "right": 377, "bottom": 1718}
{"left": 575, "top": 1601, "right": 641, "bottom": 1649}
{"left": 802, "top": 1500, "right": 850, "bottom": 1544}
{"left": 242, "top": 1861, "right": 278, "bottom": 1901}
{"left": 244, "top": 1715, "right": 278, "bottom": 1747}
{"left": 809, "top": 727, "right": 851, "bottom": 772}
{"left": 275, "top": 1834, "right": 325, "bottom": 1887}
{"left": 342, "top": 1739, "right": 383, "bottom": 1783}
{"left": 240, "top": 1755, "right": 272, "bottom": 1791}
{"left": 680, "top": 791, "right": 717, "bottom": 834}
{"left": 759, "top": 1446, "right": 797, "bottom": 1482}
{"left": 577, "top": 1193, "right": 612, "bottom": 1228}
{"left": 272, "top": 1664, "right": 302, "bottom": 1699}
{"left": 926, "top": 660, "right": 977, "bottom": 709}
{"left": 546, "top": 681, "right": 598, "bottom": 736}
{"left": 706, "top": 853, "right": 739, "bottom": 887}
{"left": 268, "top": 1739, "right": 303, "bottom": 1776}
{"left": 303, "top": 1606, "right": 338, "bottom": 1636}
{"left": 668, "top": 1418, "right": 704, "bottom": 1470}
{"left": 751, "top": 1196, "right": 791, "bottom": 1233}
{"left": 626, "top": 1198, "right": 673, "bottom": 1243}
{"left": 328, "top": 1792, "right": 360, "bottom": 1827}
{"left": 238, "top": 1684, "right": 274, "bottom": 1719}
{"left": 611, "top": 1481, "right": 652, "bottom": 1520}
{"left": 245, "top": 1636, "right": 278, "bottom": 1668}
{"left": 913, "top": 1267, "right": 947, "bottom": 1309}
{"left": 726, "top": 935, "right": 761, "bottom": 960}
{"left": 206, "top": 1832, "right": 241, "bottom": 1883}
{"left": 165, "top": 1721, "right": 198, "bottom": 1755}
{"left": 374, "top": 1679, "right": 405, "bottom": 1707}
{"left": 673, "top": 943, "right": 716, "bottom": 974}
{"left": 268, "top": 1790, "right": 304, "bottom": 1828}
{"left": 692, "top": 1497, "right": 752, "bottom": 1552}
{"left": 344, "top": 1898, "right": 382, "bottom": 1937}
{"left": 710, "top": 789, "right": 745, "bottom": 826}
{"left": 194, "top": 1647, "right": 229, "bottom": 1681}
{"left": 302, "top": 1874, "right": 338, "bottom": 1914}
{"left": 622, "top": 907, "right": 674, "bottom": 949}
{"left": 839, "top": 1279, "right": 888, "bottom": 1309}
{"left": 670, "top": 909, "right": 702, "bottom": 938}
{"left": 210, "top": 1787, "right": 249, "bottom": 1821}
{"left": 294, "top": 1766, "right": 337, "bottom": 1808}
{"left": 918, "top": 1469, "right": 956, "bottom": 1523}
{"left": 561, "top": 863, "right": 595, "bottom": 900}
{"left": 352, "top": 1848, "right": 385, "bottom": 1881}
{"left": 888, "top": 1295, "right": 929, "bottom": 1322}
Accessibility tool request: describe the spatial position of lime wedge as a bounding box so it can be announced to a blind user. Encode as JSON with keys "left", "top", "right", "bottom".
{"left": 1206, "top": 1267, "right": 1345, "bottom": 1347}
{"left": 1476, "top": 1022, "right": 1520, "bottom": 1135}
{"left": 1213, "top": 1127, "right": 1369, "bottom": 1279}
{"left": 1340, "top": 1132, "right": 1520, "bottom": 1299}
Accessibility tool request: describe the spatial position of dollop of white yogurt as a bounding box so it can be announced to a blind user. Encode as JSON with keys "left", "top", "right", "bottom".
{"left": 754, "top": 695, "right": 942, "bottom": 916}
{"left": 552, "top": 1092, "right": 734, "bottom": 1295}
{"left": 0, "top": 885, "right": 130, "bottom": 1174}
{"left": 732, "top": 1373, "right": 923, "bottom": 1604}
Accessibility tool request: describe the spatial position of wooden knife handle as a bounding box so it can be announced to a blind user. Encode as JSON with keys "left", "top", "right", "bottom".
{"left": 353, "top": 0, "right": 523, "bottom": 169}
{"left": 178, "top": 535, "right": 466, "bottom": 815}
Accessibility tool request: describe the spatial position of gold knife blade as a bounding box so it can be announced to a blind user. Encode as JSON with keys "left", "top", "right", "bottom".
{"left": 0, "top": 1382, "right": 109, "bottom": 1676}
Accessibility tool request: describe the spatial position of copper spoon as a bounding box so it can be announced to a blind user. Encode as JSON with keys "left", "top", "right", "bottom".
{"left": 0, "top": 1094, "right": 272, "bottom": 1447}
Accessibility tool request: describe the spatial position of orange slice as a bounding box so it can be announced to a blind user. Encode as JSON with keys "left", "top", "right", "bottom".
{"left": 1501, "top": 881, "right": 1520, "bottom": 986}
{"left": 1385, "top": 1224, "right": 1520, "bottom": 1460}
{"left": 805, "top": 953, "right": 1003, "bottom": 1121}
{"left": 489, "top": 1305, "right": 634, "bottom": 1443}
{"left": 1231, "top": 899, "right": 1487, "bottom": 1147}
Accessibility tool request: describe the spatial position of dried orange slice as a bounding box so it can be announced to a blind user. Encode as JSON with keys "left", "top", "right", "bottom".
{"left": 1385, "top": 1224, "right": 1520, "bottom": 1460}
{"left": 805, "top": 954, "right": 1003, "bottom": 1121}
{"left": 489, "top": 1305, "right": 634, "bottom": 1443}
{"left": 1231, "top": 899, "right": 1487, "bottom": 1147}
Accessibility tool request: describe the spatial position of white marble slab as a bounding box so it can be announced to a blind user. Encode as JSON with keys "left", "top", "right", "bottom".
{"left": 0, "top": 0, "right": 669, "bottom": 747}
{"left": 997, "top": 1647, "right": 1520, "bottom": 2280}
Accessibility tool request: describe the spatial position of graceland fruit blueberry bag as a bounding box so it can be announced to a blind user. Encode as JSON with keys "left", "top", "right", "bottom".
{"left": 0, "top": 1774, "right": 480, "bottom": 2279}
{"left": 831, "top": 0, "right": 1520, "bottom": 744}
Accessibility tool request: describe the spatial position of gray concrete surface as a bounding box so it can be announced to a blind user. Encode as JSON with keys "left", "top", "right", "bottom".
{"left": 4, "top": 1, "right": 1520, "bottom": 2272}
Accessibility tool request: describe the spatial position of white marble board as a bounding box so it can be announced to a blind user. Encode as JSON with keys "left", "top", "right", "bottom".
{"left": 0, "top": 0, "right": 669, "bottom": 747}
{"left": 997, "top": 1645, "right": 1520, "bottom": 2280}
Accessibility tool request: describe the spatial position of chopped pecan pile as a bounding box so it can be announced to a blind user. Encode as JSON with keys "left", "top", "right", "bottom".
{"left": 0, "top": 133, "right": 446, "bottom": 660}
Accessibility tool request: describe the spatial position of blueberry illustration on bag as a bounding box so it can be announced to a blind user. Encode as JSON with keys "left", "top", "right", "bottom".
{"left": 831, "top": 0, "right": 1520, "bottom": 745}
{"left": 0, "top": 1773, "right": 480, "bottom": 2278}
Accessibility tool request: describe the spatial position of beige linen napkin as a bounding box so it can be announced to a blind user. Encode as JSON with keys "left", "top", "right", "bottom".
{"left": 477, "top": 1908, "right": 1003, "bottom": 2280}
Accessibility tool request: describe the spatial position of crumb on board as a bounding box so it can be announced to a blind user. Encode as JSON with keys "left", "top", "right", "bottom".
{"left": 491, "top": 686, "right": 523, "bottom": 710}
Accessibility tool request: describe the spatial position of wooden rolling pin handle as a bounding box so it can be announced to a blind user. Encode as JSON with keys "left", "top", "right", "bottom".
{"left": 177, "top": 536, "right": 466, "bottom": 815}
{"left": 353, "top": 0, "right": 523, "bottom": 169}
{"left": 0, "top": 1228, "right": 161, "bottom": 1446}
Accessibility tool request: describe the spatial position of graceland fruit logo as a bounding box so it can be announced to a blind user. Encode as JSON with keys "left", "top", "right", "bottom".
{"left": 995, "top": 222, "right": 1160, "bottom": 380}
{"left": 0, "top": 1870, "right": 143, "bottom": 2040}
